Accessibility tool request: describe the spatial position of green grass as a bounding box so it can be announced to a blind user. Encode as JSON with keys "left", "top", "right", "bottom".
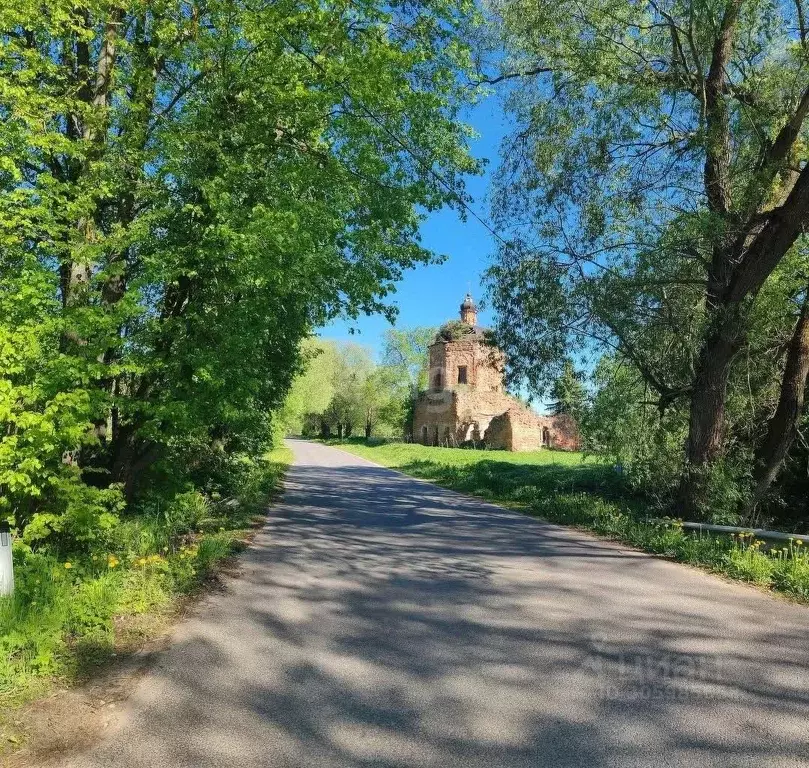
{"left": 329, "top": 440, "right": 809, "bottom": 602}
{"left": 326, "top": 439, "right": 619, "bottom": 503}
{"left": 0, "top": 445, "right": 291, "bottom": 709}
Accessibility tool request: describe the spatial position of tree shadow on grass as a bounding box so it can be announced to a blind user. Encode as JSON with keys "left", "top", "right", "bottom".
{"left": 395, "top": 457, "right": 627, "bottom": 508}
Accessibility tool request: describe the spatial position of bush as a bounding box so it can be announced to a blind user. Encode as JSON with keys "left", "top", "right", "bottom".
{"left": 0, "top": 553, "right": 71, "bottom": 690}
{"left": 68, "top": 572, "right": 122, "bottom": 637}
{"left": 723, "top": 546, "right": 776, "bottom": 585}
{"left": 195, "top": 536, "right": 232, "bottom": 577}
{"left": 0, "top": 445, "right": 292, "bottom": 700}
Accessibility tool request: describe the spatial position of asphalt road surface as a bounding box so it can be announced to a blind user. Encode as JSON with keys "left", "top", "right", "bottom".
{"left": 69, "top": 439, "right": 809, "bottom": 767}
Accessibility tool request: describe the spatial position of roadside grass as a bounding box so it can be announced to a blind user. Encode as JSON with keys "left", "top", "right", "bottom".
{"left": 0, "top": 445, "right": 291, "bottom": 719}
{"left": 329, "top": 440, "right": 809, "bottom": 602}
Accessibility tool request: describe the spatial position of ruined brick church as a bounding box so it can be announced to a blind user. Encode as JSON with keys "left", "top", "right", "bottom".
{"left": 412, "top": 294, "right": 578, "bottom": 451}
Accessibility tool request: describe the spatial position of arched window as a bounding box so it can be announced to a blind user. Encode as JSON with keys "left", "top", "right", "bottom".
{"left": 433, "top": 372, "right": 442, "bottom": 389}
{"left": 421, "top": 425, "right": 428, "bottom": 445}
{"left": 542, "top": 427, "right": 551, "bottom": 447}
{"left": 457, "top": 365, "right": 468, "bottom": 384}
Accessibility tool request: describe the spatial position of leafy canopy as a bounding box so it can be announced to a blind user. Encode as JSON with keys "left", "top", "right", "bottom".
{"left": 0, "top": 0, "right": 480, "bottom": 548}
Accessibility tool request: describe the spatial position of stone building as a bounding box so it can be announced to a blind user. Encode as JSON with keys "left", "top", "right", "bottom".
{"left": 412, "top": 294, "right": 579, "bottom": 451}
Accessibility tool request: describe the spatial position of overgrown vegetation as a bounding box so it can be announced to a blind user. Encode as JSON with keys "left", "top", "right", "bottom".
{"left": 332, "top": 441, "right": 809, "bottom": 601}
{"left": 0, "top": 0, "right": 479, "bottom": 702}
{"left": 483, "top": 0, "right": 809, "bottom": 528}
{"left": 0, "top": 445, "right": 290, "bottom": 702}
{"left": 0, "top": 0, "right": 476, "bottom": 554}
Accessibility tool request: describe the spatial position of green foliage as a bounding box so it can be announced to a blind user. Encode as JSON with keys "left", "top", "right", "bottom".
{"left": 0, "top": 553, "right": 72, "bottom": 690}
{"left": 279, "top": 339, "right": 338, "bottom": 435}
{"left": 335, "top": 441, "right": 809, "bottom": 601}
{"left": 0, "top": 0, "right": 479, "bottom": 551}
{"left": 381, "top": 327, "right": 436, "bottom": 393}
{"left": 484, "top": 0, "right": 809, "bottom": 520}
{"left": 195, "top": 536, "right": 232, "bottom": 578}
{"left": 68, "top": 573, "right": 122, "bottom": 638}
{"left": 549, "top": 359, "right": 586, "bottom": 419}
{"left": 0, "top": 445, "right": 291, "bottom": 700}
{"left": 322, "top": 343, "right": 375, "bottom": 437}
{"left": 580, "top": 356, "right": 684, "bottom": 501}
{"left": 287, "top": 334, "right": 431, "bottom": 440}
{"left": 437, "top": 320, "right": 473, "bottom": 341}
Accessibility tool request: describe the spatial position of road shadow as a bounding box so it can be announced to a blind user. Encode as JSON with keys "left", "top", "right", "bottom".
{"left": 70, "top": 448, "right": 809, "bottom": 768}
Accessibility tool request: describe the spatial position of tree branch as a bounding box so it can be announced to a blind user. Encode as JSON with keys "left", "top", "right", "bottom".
{"left": 471, "top": 65, "right": 552, "bottom": 85}
{"left": 703, "top": 0, "right": 742, "bottom": 216}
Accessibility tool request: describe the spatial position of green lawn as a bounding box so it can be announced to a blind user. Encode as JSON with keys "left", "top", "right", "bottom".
{"left": 326, "top": 440, "right": 809, "bottom": 602}
{"left": 327, "top": 440, "right": 616, "bottom": 505}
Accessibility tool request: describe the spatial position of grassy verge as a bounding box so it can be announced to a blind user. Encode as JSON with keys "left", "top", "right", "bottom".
{"left": 329, "top": 440, "right": 809, "bottom": 602}
{"left": 0, "top": 445, "right": 291, "bottom": 716}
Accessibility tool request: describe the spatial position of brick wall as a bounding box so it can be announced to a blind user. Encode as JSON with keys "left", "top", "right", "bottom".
{"left": 428, "top": 338, "right": 504, "bottom": 392}
{"left": 413, "top": 331, "right": 581, "bottom": 451}
{"left": 482, "top": 411, "right": 512, "bottom": 450}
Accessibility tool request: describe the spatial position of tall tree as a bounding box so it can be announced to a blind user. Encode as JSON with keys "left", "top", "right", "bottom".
{"left": 0, "top": 0, "right": 478, "bottom": 546}
{"left": 381, "top": 327, "right": 437, "bottom": 392}
{"left": 279, "top": 339, "right": 338, "bottom": 436}
{"left": 485, "top": 0, "right": 809, "bottom": 518}
{"left": 324, "top": 343, "right": 374, "bottom": 438}
{"left": 549, "top": 360, "right": 586, "bottom": 420}
{"left": 380, "top": 326, "right": 436, "bottom": 435}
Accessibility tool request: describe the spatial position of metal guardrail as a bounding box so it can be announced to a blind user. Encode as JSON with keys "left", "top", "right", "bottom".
{"left": 674, "top": 521, "right": 809, "bottom": 545}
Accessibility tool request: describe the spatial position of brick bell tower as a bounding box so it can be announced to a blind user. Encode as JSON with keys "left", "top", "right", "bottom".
{"left": 460, "top": 293, "right": 478, "bottom": 325}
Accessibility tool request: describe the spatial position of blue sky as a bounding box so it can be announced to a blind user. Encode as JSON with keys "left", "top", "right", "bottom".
{"left": 319, "top": 97, "right": 511, "bottom": 359}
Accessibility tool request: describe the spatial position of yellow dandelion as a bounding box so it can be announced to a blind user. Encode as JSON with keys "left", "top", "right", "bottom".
{"left": 137, "top": 557, "right": 147, "bottom": 566}
{"left": 64, "top": 562, "right": 72, "bottom": 569}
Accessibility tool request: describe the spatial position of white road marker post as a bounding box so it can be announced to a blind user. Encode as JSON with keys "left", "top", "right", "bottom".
{"left": 0, "top": 521, "right": 14, "bottom": 597}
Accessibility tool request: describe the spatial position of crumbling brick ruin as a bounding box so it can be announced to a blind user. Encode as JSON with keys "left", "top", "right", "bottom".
{"left": 412, "top": 295, "right": 580, "bottom": 451}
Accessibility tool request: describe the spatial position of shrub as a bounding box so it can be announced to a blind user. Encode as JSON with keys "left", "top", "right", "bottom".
{"left": 0, "top": 446, "right": 292, "bottom": 700}
{"left": 0, "top": 553, "right": 71, "bottom": 690}
{"left": 772, "top": 545, "right": 809, "bottom": 598}
{"left": 68, "top": 573, "right": 122, "bottom": 638}
{"left": 195, "top": 536, "right": 232, "bottom": 577}
{"left": 723, "top": 546, "right": 775, "bottom": 586}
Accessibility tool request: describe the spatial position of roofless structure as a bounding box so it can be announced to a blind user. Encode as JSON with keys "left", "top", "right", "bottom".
{"left": 412, "top": 294, "right": 578, "bottom": 450}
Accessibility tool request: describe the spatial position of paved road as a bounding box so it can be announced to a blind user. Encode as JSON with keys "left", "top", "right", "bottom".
{"left": 69, "top": 439, "right": 809, "bottom": 767}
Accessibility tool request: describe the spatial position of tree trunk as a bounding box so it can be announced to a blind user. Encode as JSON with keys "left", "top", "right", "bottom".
{"left": 337, "top": 423, "right": 343, "bottom": 439}
{"left": 742, "top": 290, "right": 809, "bottom": 520}
{"left": 679, "top": 306, "right": 746, "bottom": 518}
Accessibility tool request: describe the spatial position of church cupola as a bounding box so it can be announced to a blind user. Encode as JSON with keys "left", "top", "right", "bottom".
{"left": 460, "top": 293, "right": 478, "bottom": 326}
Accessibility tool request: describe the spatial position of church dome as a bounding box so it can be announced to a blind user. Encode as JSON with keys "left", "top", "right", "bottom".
{"left": 460, "top": 293, "right": 477, "bottom": 312}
